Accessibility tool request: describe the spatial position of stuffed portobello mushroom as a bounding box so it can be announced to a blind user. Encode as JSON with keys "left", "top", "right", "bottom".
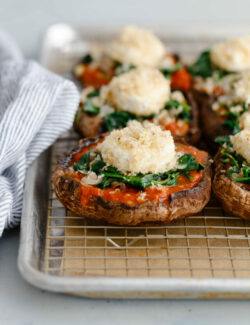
{"left": 74, "top": 66, "right": 200, "bottom": 144}
{"left": 188, "top": 37, "right": 250, "bottom": 150}
{"left": 189, "top": 37, "right": 250, "bottom": 102}
{"left": 53, "top": 121, "right": 211, "bottom": 226}
{"left": 213, "top": 130, "right": 250, "bottom": 220}
{"left": 200, "top": 71, "right": 250, "bottom": 150}
{"left": 73, "top": 25, "right": 191, "bottom": 92}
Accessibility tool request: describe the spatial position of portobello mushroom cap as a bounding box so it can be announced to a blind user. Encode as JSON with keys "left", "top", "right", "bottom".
{"left": 199, "top": 95, "right": 231, "bottom": 152}
{"left": 192, "top": 89, "right": 210, "bottom": 109}
{"left": 53, "top": 135, "right": 212, "bottom": 226}
{"left": 74, "top": 112, "right": 105, "bottom": 138}
{"left": 213, "top": 150, "right": 250, "bottom": 220}
{"left": 74, "top": 90, "right": 201, "bottom": 145}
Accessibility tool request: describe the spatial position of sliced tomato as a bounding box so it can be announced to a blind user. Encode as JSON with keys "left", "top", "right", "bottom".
{"left": 171, "top": 67, "right": 191, "bottom": 91}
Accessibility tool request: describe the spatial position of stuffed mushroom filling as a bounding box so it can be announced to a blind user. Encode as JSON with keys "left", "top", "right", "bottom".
{"left": 212, "top": 100, "right": 249, "bottom": 135}
{"left": 189, "top": 37, "right": 250, "bottom": 95}
{"left": 68, "top": 122, "right": 206, "bottom": 206}
{"left": 189, "top": 50, "right": 232, "bottom": 95}
{"left": 210, "top": 71, "right": 250, "bottom": 134}
{"left": 74, "top": 25, "right": 191, "bottom": 91}
{"left": 75, "top": 67, "right": 192, "bottom": 137}
{"left": 215, "top": 130, "right": 250, "bottom": 188}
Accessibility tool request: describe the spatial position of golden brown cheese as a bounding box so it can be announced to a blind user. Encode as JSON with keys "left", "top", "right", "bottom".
{"left": 98, "top": 120, "right": 177, "bottom": 175}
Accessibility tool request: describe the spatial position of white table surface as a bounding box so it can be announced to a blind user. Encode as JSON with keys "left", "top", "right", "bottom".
{"left": 1, "top": 228, "right": 250, "bottom": 325}
{"left": 1, "top": 1, "right": 250, "bottom": 323}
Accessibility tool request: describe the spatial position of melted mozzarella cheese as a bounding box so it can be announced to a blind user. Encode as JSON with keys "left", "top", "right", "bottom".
{"left": 98, "top": 120, "right": 177, "bottom": 175}
{"left": 104, "top": 67, "right": 170, "bottom": 116}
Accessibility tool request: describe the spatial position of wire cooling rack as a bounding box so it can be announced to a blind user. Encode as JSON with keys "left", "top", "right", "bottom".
{"left": 43, "top": 136, "right": 250, "bottom": 279}
{"left": 30, "top": 25, "right": 250, "bottom": 297}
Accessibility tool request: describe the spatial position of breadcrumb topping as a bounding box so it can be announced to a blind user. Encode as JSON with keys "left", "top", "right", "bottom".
{"left": 211, "top": 37, "right": 250, "bottom": 72}
{"left": 103, "top": 66, "right": 170, "bottom": 116}
{"left": 231, "top": 129, "right": 250, "bottom": 163}
{"left": 239, "top": 111, "right": 250, "bottom": 130}
{"left": 98, "top": 120, "right": 177, "bottom": 175}
{"left": 105, "top": 25, "right": 166, "bottom": 67}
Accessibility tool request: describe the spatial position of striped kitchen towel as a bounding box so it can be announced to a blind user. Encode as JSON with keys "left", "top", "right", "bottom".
{"left": 0, "top": 31, "right": 80, "bottom": 236}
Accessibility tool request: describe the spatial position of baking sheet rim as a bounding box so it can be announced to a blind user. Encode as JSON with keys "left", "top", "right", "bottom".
{"left": 17, "top": 105, "right": 250, "bottom": 299}
{"left": 18, "top": 23, "right": 250, "bottom": 299}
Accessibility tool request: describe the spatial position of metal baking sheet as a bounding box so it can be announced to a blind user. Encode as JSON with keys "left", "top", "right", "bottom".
{"left": 18, "top": 23, "right": 250, "bottom": 298}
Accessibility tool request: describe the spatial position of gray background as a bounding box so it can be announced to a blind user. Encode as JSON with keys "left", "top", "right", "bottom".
{"left": 1, "top": 0, "right": 250, "bottom": 324}
{"left": 1, "top": 0, "right": 250, "bottom": 57}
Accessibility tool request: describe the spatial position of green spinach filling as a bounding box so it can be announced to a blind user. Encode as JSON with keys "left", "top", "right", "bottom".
{"left": 103, "top": 111, "right": 138, "bottom": 131}
{"left": 189, "top": 50, "right": 248, "bottom": 134}
{"left": 161, "top": 62, "right": 182, "bottom": 79}
{"left": 80, "top": 92, "right": 192, "bottom": 131}
{"left": 73, "top": 150, "right": 204, "bottom": 190}
{"left": 114, "top": 61, "right": 183, "bottom": 80}
{"left": 216, "top": 102, "right": 248, "bottom": 135}
{"left": 215, "top": 135, "right": 232, "bottom": 147}
{"left": 214, "top": 137, "right": 250, "bottom": 185}
{"left": 81, "top": 54, "right": 93, "bottom": 64}
{"left": 188, "top": 50, "right": 230, "bottom": 80}
{"left": 83, "top": 99, "right": 100, "bottom": 116}
{"left": 165, "top": 99, "right": 191, "bottom": 123}
{"left": 114, "top": 61, "right": 135, "bottom": 75}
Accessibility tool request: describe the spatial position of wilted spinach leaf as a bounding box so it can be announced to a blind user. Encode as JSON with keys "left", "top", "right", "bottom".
{"left": 188, "top": 51, "right": 213, "bottom": 77}
{"left": 188, "top": 50, "right": 230, "bottom": 80}
{"left": 91, "top": 159, "right": 106, "bottom": 173}
{"left": 74, "top": 147, "right": 205, "bottom": 190}
{"left": 161, "top": 62, "right": 182, "bottom": 79}
{"left": 83, "top": 99, "right": 100, "bottom": 116}
{"left": 74, "top": 110, "right": 80, "bottom": 123}
{"left": 218, "top": 141, "right": 250, "bottom": 185}
{"left": 98, "top": 154, "right": 204, "bottom": 189}
{"left": 81, "top": 54, "right": 93, "bottom": 64}
{"left": 87, "top": 89, "right": 100, "bottom": 98}
{"left": 104, "top": 111, "right": 137, "bottom": 131}
{"left": 114, "top": 61, "right": 135, "bottom": 75}
{"left": 165, "top": 99, "right": 191, "bottom": 122}
{"left": 215, "top": 135, "right": 232, "bottom": 147}
{"left": 73, "top": 151, "right": 91, "bottom": 171}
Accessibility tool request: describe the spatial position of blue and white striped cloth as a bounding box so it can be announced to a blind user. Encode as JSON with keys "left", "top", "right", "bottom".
{"left": 0, "top": 31, "right": 79, "bottom": 236}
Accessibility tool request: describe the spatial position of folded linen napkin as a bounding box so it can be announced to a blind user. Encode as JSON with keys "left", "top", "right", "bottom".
{"left": 0, "top": 31, "right": 79, "bottom": 236}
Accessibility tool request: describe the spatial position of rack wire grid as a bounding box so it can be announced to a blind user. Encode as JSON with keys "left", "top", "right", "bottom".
{"left": 41, "top": 28, "right": 250, "bottom": 281}
{"left": 44, "top": 135, "right": 250, "bottom": 279}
